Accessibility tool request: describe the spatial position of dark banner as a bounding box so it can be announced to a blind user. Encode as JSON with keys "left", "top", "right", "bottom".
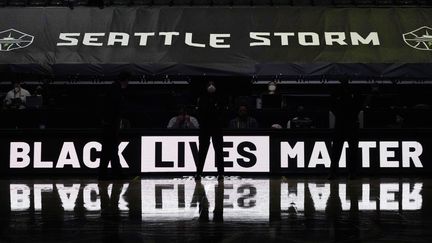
{"left": 0, "top": 7, "right": 432, "bottom": 77}
{"left": 0, "top": 129, "right": 430, "bottom": 175}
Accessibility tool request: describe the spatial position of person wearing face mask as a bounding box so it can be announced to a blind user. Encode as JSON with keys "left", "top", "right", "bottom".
{"left": 3, "top": 80, "right": 31, "bottom": 110}
{"left": 268, "top": 81, "right": 277, "bottom": 95}
{"left": 229, "top": 105, "right": 258, "bottom": 129}
{"left": 196, "top": 81, "right": 226, "bottom": 181}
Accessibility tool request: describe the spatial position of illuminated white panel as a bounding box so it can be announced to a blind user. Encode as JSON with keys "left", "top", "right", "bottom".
{"left": 402, "top": 183, "right": 422, "bottom": 210}
{"left": 141, "top": 136, "right": 270, "bottom": 173}
{"left": 308, "top": 183, "right": 330, "bottom": 211}
{"left": 83, "top": 183, "right": 100, "bottom": 211}
{"left": 308, "top": 142, "right": 331, "bottom": 168}
{"left": 56, "top": 184, "right": 81, "bottom": 211}
{"left": 34, "top": 184, "right": 53, "bottom": 211}
{"left": 359, "top": 183, "right": 377, "bottom": 210}
{"left": 339, "top": 183, "right": 351, "bottom": 211}
{"left": 141, "top": 178, "right": 269, "bottom": 221}
{"left": 380, "top": 183, "right": 399, "bottom": 210}
{"left": 10, "top": 184, "right": 31, "bottom": 211}
{"left": 108, "top": 183, "right": 130, "bottom": 211}
{"left": 280, "top": 182, "right": 305, "bottom": 212}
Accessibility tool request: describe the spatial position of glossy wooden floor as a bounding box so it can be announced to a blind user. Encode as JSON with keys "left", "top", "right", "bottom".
{"left": 0, "top": 176, "right": 431, "bottom": 242}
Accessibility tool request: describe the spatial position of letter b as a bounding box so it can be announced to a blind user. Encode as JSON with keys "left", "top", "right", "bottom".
{"left": 10, "top": 142, "right": 31, "bottom": 168}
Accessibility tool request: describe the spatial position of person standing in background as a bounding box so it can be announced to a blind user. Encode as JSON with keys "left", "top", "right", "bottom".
{"left": 329, "top": 78, "right": 362, "bottom": 179}
{"left": 99, "top": 72, "right": 130, "bottom": 179}
{"left": 196, "top": 81, "right": 226, "bottom": 181}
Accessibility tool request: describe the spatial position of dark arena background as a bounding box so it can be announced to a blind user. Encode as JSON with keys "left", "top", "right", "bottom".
{"left": 1, "top": 0, "right": 432, "bottom": 242}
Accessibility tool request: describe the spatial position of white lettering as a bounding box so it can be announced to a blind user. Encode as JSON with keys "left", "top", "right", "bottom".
{"left": 108, "top": 142, "right": 129, "bottom": 168}
{"left": 10, "top": 142, "right": 30, "bottom": 168}
{"left": 325, "top": 32, "right": 348, "bottom": 45}
{"left": 308, "top": 142, "right": 331, "bottom": 168}
{"left": 280, "top": 142, "right": 304, "bottom": 168}
{"left": 107, "top": 32, "right": 130, "bottom": 46}
{"left": 359, "top": 141, "right": 376, "bottom": 168}
{"left": 34, "top": 184, "right": 53, "bottom": 211}
{"left": 402, "top": 183, "right": 422, "bottom": 210}
{"left": 380, "top": 183, "right": 399, "bottom": 210}
{"left": 339, "top": 183, "right": 351, "bottom": 210}
{"left": 274, "top": 32, "right": 295, "bottom": 46}
{"left": 56, "top": 184, "right": 80, "bottom": 211}
{"left": 34, "top": 142, "right": 53, "bottom": 168}
{"left": 250, "top": 32, "right": 271, "bottom": 46}
{"left": 350, "top": 32, "right": 380, "bottom": 45}
{"left": 210, "top": 33, "right": 231, "bottom": 48}
{"left": 134, "top": 32, "right": 155, "bottom": 46}
{"left": 380, "top": 142, "right": 399, "bottom": 168}
{"left": 359, "top": 184, "right": 376, "bottom": 210}
{"left": 298, "top": 32, "right": 320, "bottom": 46}
{"left": 83, "top": 184, "right": 100, "bottom": 211}
{"left": 10, "top": 184, "right": 31, "bottom": 211}
{"left": 185, "top": 33, "right": 206, "bottom": 48}
{"left": 159, "top": 32, "right": 180, "bottom": 45}
{"left": 338, "top": 142, "right": 349, "bottom": 168}
{"left": 83, "top": 33, "right": 105, "bottom": 46}
{"left": 56, "top": 142, "right": 80, "bottom": 168}
{"left": 83, "top": 142, "right": 102, "bottom": 168}
{"left": 308, "top": 183, "right": 330, "bottom": 210}
{"left": 57, "top": 33, "right": 80, "bottom": 46}
{"left": 402, "top": 141, "right": 423, "bottom": 168}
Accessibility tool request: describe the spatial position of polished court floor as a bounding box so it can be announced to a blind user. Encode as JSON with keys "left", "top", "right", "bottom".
{"left": 0, "top": 176, "right": 431, "bottom": 242}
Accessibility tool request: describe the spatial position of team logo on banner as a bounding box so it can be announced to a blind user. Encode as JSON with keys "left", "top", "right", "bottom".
{"left": 0, "top": 29, "right": 34, "bottom": 51}
{"left": 403, "top": 26, "right": 432, "bottom": 51}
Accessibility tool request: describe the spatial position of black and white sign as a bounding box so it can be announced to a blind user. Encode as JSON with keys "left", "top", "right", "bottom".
{"left": 1, "top": 131, "right": 431, "bottom": 175}
{"left": 279, "top": 141, "right": 423, "bottom": 169}
{"left": 141, "top": 136, "right": 270, "bottom": 173}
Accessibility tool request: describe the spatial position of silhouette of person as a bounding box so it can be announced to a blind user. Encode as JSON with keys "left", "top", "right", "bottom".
{"left": 99, "top": 72, "right": 130, "bottom": 179}
{"left": 347, "top": 180, "right": 361, "bottom": 243}
{"left": 269, "top": 179, "right": 281, "bottom": 222}
{"left": 192, "top": 180, "right": 210, "bottom": 222}
{"left": 0, "top": 182, "right": 11, "bottom": 240}
{"left": 192, "top": 180, "right": 225, "bottom": 223}
{"left": 213, "top": 181, "right": 224, "bottom": 223}
{"left": 304, "top": 181, "right": 317, "bottom": 230}
{"left": 99, "top": 181, "right": 124, "bottom": 242}
{"left": 196, "top": 81, "right": 226, "bottom": 181}
{"left": 326, "top": 181, "right": 361, "bottom": 242}
{"left": 329, "top": 78, "right": 362, "bottom": 179}
{"left": 325, "top": 181, "right": 343, "bottom": 242}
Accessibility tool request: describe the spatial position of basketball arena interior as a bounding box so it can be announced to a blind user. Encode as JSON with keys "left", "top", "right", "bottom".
{"left": 1, "top": 0, "right": 432, "bottom": 242}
